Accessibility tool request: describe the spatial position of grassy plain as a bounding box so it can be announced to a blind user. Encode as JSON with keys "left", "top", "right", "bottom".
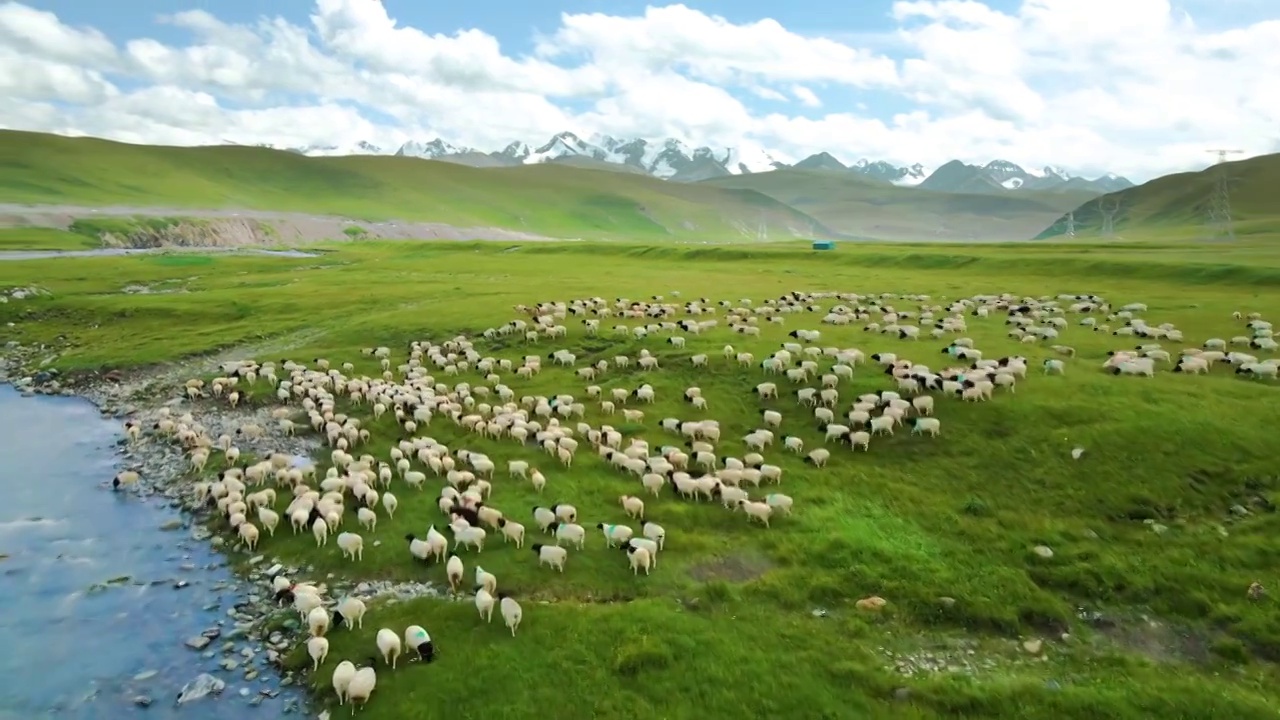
{"left": 0, "top": 227, "right": 101, "bottom": 251}
{"left": 3, "top": 240, "right": 1280, "bottom": 719}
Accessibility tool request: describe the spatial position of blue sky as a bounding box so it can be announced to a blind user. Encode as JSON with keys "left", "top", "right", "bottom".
{"left": 7, "top": 0, "right": 1278, "bottom": 178}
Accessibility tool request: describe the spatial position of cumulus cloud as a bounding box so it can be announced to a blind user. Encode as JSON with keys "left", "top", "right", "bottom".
{"left": 0, "top": 0, "right": 1275, "bottom": 179}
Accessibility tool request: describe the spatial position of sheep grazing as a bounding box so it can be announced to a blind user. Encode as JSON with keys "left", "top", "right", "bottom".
{"left": 346, "top": 662, "right": 377, "bottom": 712}
{"left": 332, "top": 596, "right": 367, "bottom": 630}
{"left": 405, "top": 625, "right": 436, "bottom": 663}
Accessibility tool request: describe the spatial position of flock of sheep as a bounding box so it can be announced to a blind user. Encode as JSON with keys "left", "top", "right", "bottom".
{"left": 110, "top": 290, "right": 1274, "bottom": 712}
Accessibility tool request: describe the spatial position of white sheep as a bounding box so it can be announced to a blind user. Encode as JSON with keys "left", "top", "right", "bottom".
{"left": 1043, "top": 358, "right": 1066, "bottom": 375}
{"left": 737, "top": 499, "right": 773, "bottom": 527}
{"left": 499, "top": 593, "right": 523, "bottom": 636}
{"left": 446, "top": 554, "right": 465, "bottom": 592}
{"left": 912, "top": 417, "right": 941, "bottom": 437}
{"left": 307, "top": 636, "right": 329, "bottom": 670}
{"left": 626, "top": 545, "right": 653, "bottom": 575}
{"left": 497, "top": 518, "right": 526, "bottom": 547}
{"left": 475, "top": 565, "right": 498, "bottom": 594}
{"left": 333, "top": 596, "right": 367, "bottom": 630}
{"left": 475, "top": 588, "right": 496, "bottom": 622}
{"left": 336, "top": 532, "right": 364, "bottom": 561}
{"left": 376, "top": 627, "right": 402, "bottom": 668}
{"left": 307, "top": 606, "right": 330, "bottom": 637}
{"left": 346, "top": 664, "right": 377, "bottom": 712}
{"left": 619, "top": 494, "right": 645, "bottom": 519}
{"left": 532, "top": 543, "right": 568, "bottom": 572}
{"left": 332, "top": 660, "right": 356, "bottom": 705}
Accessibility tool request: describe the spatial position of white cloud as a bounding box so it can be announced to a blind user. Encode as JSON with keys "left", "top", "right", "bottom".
{"left": 0, "top": 0, "right": 1276, "bottom": 179}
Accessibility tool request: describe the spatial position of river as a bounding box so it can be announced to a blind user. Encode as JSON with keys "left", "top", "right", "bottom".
{"left": 0, "top": 386, "right": 302, "bottom": 718}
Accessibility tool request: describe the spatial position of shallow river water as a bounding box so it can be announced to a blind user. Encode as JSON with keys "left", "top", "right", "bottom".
{"left": 0, "top": 386, "right": 302, "bottom": 718}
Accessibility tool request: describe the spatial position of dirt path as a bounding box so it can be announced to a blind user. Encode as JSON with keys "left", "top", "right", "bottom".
{"left": 0, "top": 203, "right": 558, "bottom": 243}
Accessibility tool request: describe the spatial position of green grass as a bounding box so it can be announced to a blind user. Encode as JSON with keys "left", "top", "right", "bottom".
{"left": 0, "top": 227, "right": 100, "bottom": 250}
{"left": 1037, "top": 152, "right": 1280, "bottom": 239}
{"left": 700, "top": 169, "right": 1099, "bottom": 241}
{"left": 0, "top": 130, "right": 828, "bottom": 240}
{"left": 4, "top": 240, "right": 1280, "bottom": 719}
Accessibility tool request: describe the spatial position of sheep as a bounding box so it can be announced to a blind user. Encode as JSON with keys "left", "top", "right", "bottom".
{"left": 625, "top": 544, "right": 653, "bottom": 575}
{"left": 499, "top": 593, "right": 523, "bottom": 636}
{"left": 346, "top": 663, "right": 377, "bottom": 712}
{"left": 553, "top": 503, "right": 578, "bottom": 523}
{"left": 332, "top": 596, "right": 367, "bottom": 630}
{"left": 475, "top": 566, "right": 498, "bottom": 595}
{"left": 238, "top": 522, "right": 260, "bottom": 551}
{"left": 737, "top": 499, "right": 773, "bottom": 527}
{"left": 453, "top": 525, "right": 487, "bottom": 552}
{"left": 1043, "top": 358, "right": 1066, "bottom": 375}
{"left": 398, "top": 625, "right": 436, "bottom": 664}
{"left": 497, "top": 518, "right": 526, "bottom": 547}
{"left": 336, "top": 532, "right": 364, "bottom": 561}
{"left": 356, "top": 506, "right": 377, "bottom": 533}
{"left": 112, "top": 470, "right": 141, "bottom": 491}
{"left": 313, "top": 517, "right": 329, "bottom": 547}
{"left": 912, "top": 417, "right": 941, "bottom": 437}
{"left": 307, "top": 605, "right": 330, "bottom": 637}
{"left": 307, "top": 636, "right": 329, "bottom": 670}
{"left": 550, "top": 521, "right": 586, "bottom": 549}
{"left": 532, "top": 543, "right": 569, "bottom": 572}
{"left": 597, "top": 522, "right": 634, "bottom": 547}
{"left": 332, "top": 660, "right": 357, "bottom": 705}
{"left": 804, "top": 448, "right": 830, "bottom": 467}
{"left": 641, "top": 521, "right": 666, "bottom": 550}
{"left": 765, "top": 493, "right": 794, "bottom": 516}
{"left": 376, "top": 627, "right": 402, "bottom": 668}
{"left": 620, "top": 494, "right": 645, "bottom": 519}
{"left": 533, "top": 506, "right": 557, "bottom": 532}
{"left": 446, "top": 554, "right": 465, "bottom": 591}
{"left": 382, "top": 492, "right": 398, "bottom": 518}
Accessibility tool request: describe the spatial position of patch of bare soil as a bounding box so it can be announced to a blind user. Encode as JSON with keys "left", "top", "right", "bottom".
{"left": 1090, "top": 613, "right": 1212, "bottom": 665}
{"left": 688, "top": 554, "right": 776, "bottom": 583}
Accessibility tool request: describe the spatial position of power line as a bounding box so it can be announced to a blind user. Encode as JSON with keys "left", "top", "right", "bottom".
{"left": 1205, "top": 148, "right": 1243, "bottom": 240}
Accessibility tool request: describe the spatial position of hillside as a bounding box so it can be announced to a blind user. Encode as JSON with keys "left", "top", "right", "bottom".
{"left": 1036, "top": 152, "right": 1280, "bottom": 240}
{"left": 0, "top": 131, "right": 831, "bottom": 241}
{"left": 700, "top": 169, "right": 1098, "bottom": 241}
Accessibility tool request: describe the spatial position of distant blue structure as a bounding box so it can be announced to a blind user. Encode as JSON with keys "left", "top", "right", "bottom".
{"left": 812, "top": 240, "right": 835, "bottom": 250}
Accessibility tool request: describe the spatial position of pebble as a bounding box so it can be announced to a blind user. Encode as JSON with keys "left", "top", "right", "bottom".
{"left": 132, "top": 695, "right": 153, "bottom": 707}
{"left": 1022, "top": 638, "right": 1044, "bottom": 654}
{"left": 1031, "top": 545, "right": 1054, "bottom": 559}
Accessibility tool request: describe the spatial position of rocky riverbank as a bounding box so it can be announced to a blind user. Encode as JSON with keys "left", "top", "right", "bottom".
{"left": 0, "top": 341, "right": 447, "bottom": 716}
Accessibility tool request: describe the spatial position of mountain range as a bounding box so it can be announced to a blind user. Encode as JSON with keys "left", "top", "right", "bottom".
{"left": 269, "top": 132, "right": 1133, "bottom": 195}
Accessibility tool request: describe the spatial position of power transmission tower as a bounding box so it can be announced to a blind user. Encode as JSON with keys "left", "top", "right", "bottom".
{"left": 1205, "top": 148, "right": 1243, "bottom": 240}
{"left": 1099, "top": 197, "right": 1121, "bottom": 237}
{"left": 758, "top": 211, "right": 767, "bottom": 241}
{"left": 1065, "top": 211, "right": 1076, "bottom": 237}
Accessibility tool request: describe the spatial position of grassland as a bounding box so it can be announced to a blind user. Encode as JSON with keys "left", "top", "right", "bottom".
{"left": 701, "top": 169, "right": 1099, "bottom": 241}
{"left": 0, "top": 130, "right": 828, "bottom": 241}
{"left": 1037, "top": 152, "right": 1280, "bottom": 239}
{"left": 0, "top": 227, "right": 101, "bottom": 251}
{"left": 3, "top": 239, "right": 1280, "bottom": 719}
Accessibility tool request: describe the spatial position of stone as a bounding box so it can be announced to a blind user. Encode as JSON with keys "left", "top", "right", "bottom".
{"left": 159, "top": 519, "right": 183, "bottom": 531}
{"left": 185, "top": 636, "right": 212, "bottom": 650}
{"left": 1022, "top": 638, "right": 1043, "bottom": 654}
{"left": 132, "top": 695, "right": 152, "bottom": 707}
{"left": 1031, "top": 545, "right": 1054, "bottom": 559}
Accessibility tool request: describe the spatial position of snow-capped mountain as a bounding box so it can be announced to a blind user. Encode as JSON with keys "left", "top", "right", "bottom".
{"left": 272, "top": 134, "right": 1131, "bottom": 192}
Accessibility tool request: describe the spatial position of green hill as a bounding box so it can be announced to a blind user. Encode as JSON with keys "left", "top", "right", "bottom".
{"left": 700, "top": 169, "right": 1098, "bottom": 241}
{"left": 1036, "top": 153, "right": 1280, "bottom": 240}
{"left": 0, "top": 130, "right": 832, "bottom": 240}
